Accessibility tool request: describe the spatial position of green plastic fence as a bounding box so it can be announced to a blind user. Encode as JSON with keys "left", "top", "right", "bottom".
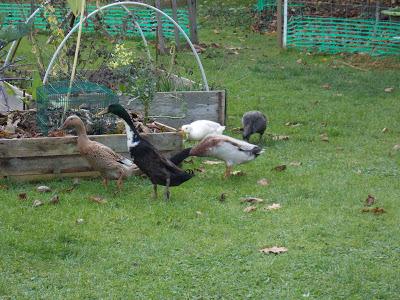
{"left": 0, "top": 3, "right": 189, "bottom": 39}
{"left": 287, "top": 16, "right": 400, "bottom": 56}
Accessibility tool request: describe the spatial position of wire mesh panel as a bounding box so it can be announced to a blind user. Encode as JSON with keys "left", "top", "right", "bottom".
{"left": 287, "top": 16, "right": 400, "bottom": 55}
{"left": 36, "top": 81, "right": 119, "bottom": 135}
{"left": 0, "top": 3, "right": 189, "bottom": 39}
{"left": 255, "top": 0, "right": 400, "bottom": 56}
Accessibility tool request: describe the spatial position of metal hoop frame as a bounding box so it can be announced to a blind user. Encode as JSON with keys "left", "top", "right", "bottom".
{"left": 42, "top": 1, "right": 209, "bottom": 90}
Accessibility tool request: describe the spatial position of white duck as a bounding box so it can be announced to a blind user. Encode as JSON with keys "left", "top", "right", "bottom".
{"left": 170, "top": 134, "right": 263, "bottom": 177}
{"left": 180, "top": 120, "right": 225, "bottom": 141}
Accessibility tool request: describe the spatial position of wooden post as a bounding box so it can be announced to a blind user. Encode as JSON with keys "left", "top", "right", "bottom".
{"left": 155, "top": 0, "right": 167, "bottom": 55}
{"left": 171, "top": 0, "right": 181, "bottom": 50}
{"left": 276, "top": 0, "right": 283, "bottom": 48}
{"left": 187, "top": 0, "right": 198, "bottom": 45}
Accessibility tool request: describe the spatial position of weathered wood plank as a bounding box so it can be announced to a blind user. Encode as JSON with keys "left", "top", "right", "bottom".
{"left": 0, "top": 132, "right": 182, "bottom": 158}
{"left": 122, "top": 90, "right": 226, "bottom": 128}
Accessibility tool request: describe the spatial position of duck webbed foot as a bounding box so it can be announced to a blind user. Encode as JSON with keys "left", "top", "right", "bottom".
{"left": 164, "top": 177, "right": 171, "bottom": 201}
{"left": 152, "top": 184, "right": 158, "bottom": 199}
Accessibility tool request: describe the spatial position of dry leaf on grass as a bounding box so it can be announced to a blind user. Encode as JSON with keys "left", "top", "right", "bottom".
{"left": 296, "top": 58, "right": 303, "bottom": 64}
{"left": 285, "top": 121, "right": 302, "bottom": 127}
{"left": 89, "top": 196, "right": 107, "bottom": 204}
{"left": 203, "top": 160, "right": 223, "bottom": 165}
{"left": 0, "top": 184, "right": 9, "bottom": 190}
{"left": 219, "top": 193, "right": 227, "bottom": 202}
{"left": 213, "top": 29, "right": 220, "bottom": 34}
{"left": 322, "top": 83, "right": 331, "bottom": 90}
{"left": 257, "top": 178, "right": 269, "bottom": 186}
{"left": 194, "top": 167, "right": 206, "bottom": 173}
{"left": 362, "top": 207, "right": 386, "bottom": 214}
{"left": 37, "top": 185, "right": 51, "bottom": 193}
{"left": 273, "top": 165, "right": 287, "bottom": 172}
{"left": 371, "top": 207, "right": 386, "bottom": 214}
{"left": 365, "top": 195, "right": 375, "bottom": 207}
{"left": 381, "top": 127, "right": 389, "bottom": 133}
{"left": 384, "top": 87, "right": 394, "bottom": 93}
{"left": 243, "top": 205, "right": 257, "bottom": 213}
{"left": 272, "top": 135, "right": 289, "bottom": 141}
{"left": 49, "top": 195, "right": 60, "bottom": 205}
{"left": 32, "top": 200, "right": 44, "bottom": 207}
{"left": 18, "top": 193, "right": 28, "bottom": 200}
{"left": 264, "top": 203, "right": 281, "bottom": 211}
{"left": 232, "top": 170, "right": 245, "bottom": 176}
{"left": 241, "top": 197, "right": 264, "bottom": 203}
{"left": 289, "top": 161, "right": 302, "bottom": 167}
{"left": 259, "top": 246, "right": 288, "bottom": 254}
{"left": 320, "top": 133, "right": 329, "bottom": 142}
{"left": 76, "top": 218, "right": 84, "bottom": 225}
{"left": 59, "top": 186, "right": 75, "bottom": 193}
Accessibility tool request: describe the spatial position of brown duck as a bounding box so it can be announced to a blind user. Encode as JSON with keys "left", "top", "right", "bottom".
{"left": 60, "top": 115, "right": 139, "bottom": 189}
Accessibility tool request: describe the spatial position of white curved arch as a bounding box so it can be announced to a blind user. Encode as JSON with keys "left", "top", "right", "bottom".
{"left": 4, "top": 0, "right": 51, "bottom": 66}
{"left": 43, "top": 1, "right": 209, "bottom": 91}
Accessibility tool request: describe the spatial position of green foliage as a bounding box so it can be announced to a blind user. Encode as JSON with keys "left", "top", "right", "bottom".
{"left": 0, "top": 19, "right": 33, "bottom": 50}
{"left": 67, "top": 0, "right": 85, "bottom": 17}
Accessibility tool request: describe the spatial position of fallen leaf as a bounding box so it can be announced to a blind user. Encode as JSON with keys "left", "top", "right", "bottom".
{"left": 361, "top": 208, "right": 370, "bottom": 213}
{"left": 296, "top": 58, "right": 303, "bottom": 64}
{"left": 243, "top": 205, "right": 257, "bottom": 213}
{"left": 265, "top": 203, "right": 281, "bottom": 210}
{"left": 365, "top": 195, "right": 375, "bottom": 207}
{"left": 241, "top": 197, "right": 264, "bottom": 203}
{"left": 48, "top": 130, "right": 66, "bottom": 137}
{"left": 322, "top": 83, "right": 331, "bottom": 90}
{"left": 381, "top": 127, "right": 389, "bottom": 133}
{"left": 196, "top": 211, "right": 202, "bottom": 216}
{"left": 334, "top": 93, "right": 343, "bottom": 97}
{"left": 384, "top": 87, "right": 394, "bottom": 93}
{"left": 393, "top": 144, "right": 400, "bottom": 152}
{"left": 371, "top": 207, "right": 385, "bottom": 214}
{"left": 257, "top": 178, "right": 269, "bottom": 186}
{"left": 73, "top": 178, "right": 80, "bottom": 186}
{"left": 194, "top": 167, "right": 206, "bottom": 173}
{"left": 32, "top": 200, "right": 44, "bottom": 207}
{"left": 203, "top": 160, "right": 223, "bottom": 165}
{"left": 285, "top": 121, "right": 302, "bottom": 127}
{"left": 289, "top": 161, "right": 302, "bottom": 167}
{"left": 18, "top": 193, "right": 28, "bottom": 200}
{"left": 89, "top": 196, "right": 107, "bottom": 204}
{"left": 213, "top": 29, "right": 220, "bottom": 34}
{"left": 219, "top": 193, "right": 227, "bottom": 202}
{"left": 272, "top": 135, "right": 289, "bottom": 141}
{"left": 49, "top": 195, "right": 60, "bottom": 205}
{"left": 0, "top": 184, "right": 9, "bottom": 190}
{"left": 232, "top": 170, "right": 245, "bottom": 176}
{"left": 320, "top": 133, "right": 329, "bottom": 142}
{"left": 37, "top": 185, "right": 51, "bottom": 193}
{"left": 76, "top": 218, "right": 84, "bottom": 225}
{"left": 273, "top": 165, "right": 287, "bottom": 172}
{"left": 259, "top": 246, "right": 288, "bottom": 254}
{"left": 59, "top": 186, "right": 75, "bottom": 193}
{"left": 183, "top": 158, "right": 194, "bottom": 164}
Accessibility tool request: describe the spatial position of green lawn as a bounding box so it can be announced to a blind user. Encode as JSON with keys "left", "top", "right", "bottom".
{"left": 1, "top": 5, "right": 400, "bottom": 299}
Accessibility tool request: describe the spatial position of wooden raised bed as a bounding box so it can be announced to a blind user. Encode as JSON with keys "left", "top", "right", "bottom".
{"left": 0, "top": 123, "right": 182, "bottom": 181}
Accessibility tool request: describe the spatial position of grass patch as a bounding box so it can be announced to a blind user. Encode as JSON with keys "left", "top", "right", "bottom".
{"left": 1, "top": 8, "right": 400, "bottom": 299}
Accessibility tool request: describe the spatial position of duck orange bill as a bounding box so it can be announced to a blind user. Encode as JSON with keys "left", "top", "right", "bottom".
{"left": 96, "top": 108, "right": 109, "bottom": 117}
{"left": 177, "top": 130, "right": 186, "bottom": 138}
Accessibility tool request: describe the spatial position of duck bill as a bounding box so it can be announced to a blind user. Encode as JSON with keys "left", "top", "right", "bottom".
{"left": 177, "top": 129, "right": 186, "bottom": 138}
{"left": 96, "top": 108, "right": 109, "bottom": 117}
